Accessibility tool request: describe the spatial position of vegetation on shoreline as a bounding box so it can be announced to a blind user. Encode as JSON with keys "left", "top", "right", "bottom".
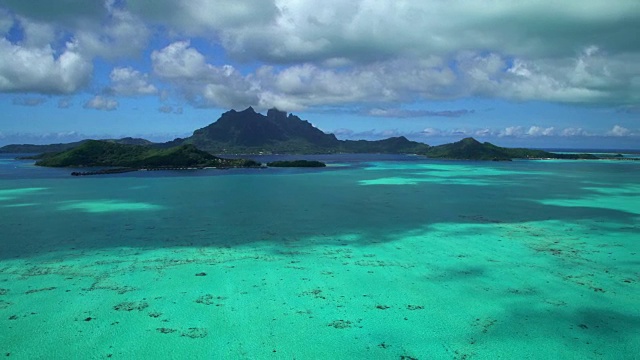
{"left": 35, "top": 140, "right": 261, "bottom": 169}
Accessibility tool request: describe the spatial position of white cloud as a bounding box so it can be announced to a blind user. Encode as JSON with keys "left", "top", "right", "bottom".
{"left": 561, "top": 128, "right": 590, "bottom": 137}
{"left": 151, "top": 41, "right": 209, "bottom": 80}
{"left": 1, "top": 0, "right": 639, "bottom": 109}
{"left": 84, "top": 95, "right": 118, "bottom": 111}
{"left": 148, "top": 41, "right": 640, "bottom": 111}
{"left": 0, "top": 38, "right": 92, "bottom": 94}
{"left": 253, "top": 57, "right": 456, "bottom": 110}
{"left": 74, "top": 1, "right": 150, "bottom": 59}
{"left": 125, "top": 1, "right": 640, "bottom": 65}
{"left": 421, "top": 128, "right": 442, "bottom": 136}
{"left": 18, "top": 16, "right": 56, "bottom": 47}
{"left": 151, "top": 41, "right": 258, "bottom": 108}
{"left": 608, "top": 125, "right": 631, "bottom": 136}
{"left": 366, "top": 107, "right": 473, "bottom": 118}
{"left": 527, "top": 126, "right": 556, "bottom": 136}
{"left": 501, "top": 126, "right": 524, "bottom": 137}
{"left": 109, "top": 67, "right": 157, "bottom": 96}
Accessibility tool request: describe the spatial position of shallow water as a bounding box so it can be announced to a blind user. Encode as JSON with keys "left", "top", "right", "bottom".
{"left": 0, "top": 155, "right": 638, "bottom": 359}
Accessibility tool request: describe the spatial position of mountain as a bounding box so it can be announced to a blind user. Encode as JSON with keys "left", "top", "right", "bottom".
{"left": 35, "top": 140, "right": 260, "bottom": 168}
{"left": 0, "top": 137, "right": 153, "bottom": 154}
{"left": 0, "top": 108, "right": 430, "bottom": 155}
{"left": 181, "top": 107, "right": 340, "bottom": 154}
{"left": 425, "top": 137, "right": 598, "bottom": 160}
{"left": 0, "top": 109, "right": 603, "bottom": 160}
{"left": 176, "top": 107, "right": 430, "bottom": 154}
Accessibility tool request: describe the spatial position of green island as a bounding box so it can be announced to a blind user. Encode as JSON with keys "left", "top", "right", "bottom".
{"left": 424, "top": 137, "right": 599, "bottom": 161}
{"left": 34, "top": 140, "right": 261, "bottom": 170}
{"left": 5, "top": 108, "right": 629, "bottom": 165}
{"left": 266, "top": 160, "right": 327, "bottom": 167}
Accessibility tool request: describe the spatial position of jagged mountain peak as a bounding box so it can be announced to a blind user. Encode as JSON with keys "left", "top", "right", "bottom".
{"left": 241, "top": 106, "right": 256, "bottom": 114}
{"left": 267, "top": 108, "right": 287, "bottom": 120}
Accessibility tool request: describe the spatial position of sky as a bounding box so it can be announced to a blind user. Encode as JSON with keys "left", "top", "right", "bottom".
{"left": 0, "top": 0, "right": 639, "bottom": 149}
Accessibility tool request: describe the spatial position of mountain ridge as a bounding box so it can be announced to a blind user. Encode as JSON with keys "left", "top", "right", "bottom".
{"left": 0, "top": 108, "right": 603, "bottom": 161}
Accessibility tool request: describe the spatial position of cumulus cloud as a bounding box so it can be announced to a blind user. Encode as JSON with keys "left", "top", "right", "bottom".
{"left": 421, "top": 128, "right": 442, "bottom": 136}
{"left": 527, "top": 126, "right": 556, "bottom": 136}
{"left": 348, "top": 124, "right": 633, "bottom": 143}
{"left": 56, "top": 1, "right": 640, "bottom": 108}
{"left": 366, "top": 108, "right": 474, "bottom": 118}
{"left": 561, "top": 128, "right": 590, "bottom": 137}
{"left": 0, "top": 38, "right": 92, "bottom": 94}
{"left": 74, "top": 2, "right": 150, "bottom": 59}
{"left": 109, "top": 67, "right": 157, "bottom": 96}
{"left": 12, "top": 96, "right": 47, "bottom": 106}
{"left": 127, "top": 1, "right": 640, "bottom": 63}
{"left": 151, "top": 41, "right": 258, "bottom": 108}
{"left": 500, "top": 126, "right": 559, "bottom": 137}
{"left": 84, "top": 95, "right": 117, "bottom": 111}
{"left": 608, "top": 125, "right": 631, "bottom": 136}
{"left": 17, "top": 16, "right": 56, "bottom": 47}
{"left": 147, "top": 40, "right": 640, "bottom": 111}
{"left": 501, "top": 126, "right": 525, "bottom": 137}
{"left": 1, "top": 0, "right": 639, "bottom": 109}
{"left": 0, "top": 1, "right": 146, "bottom": 95}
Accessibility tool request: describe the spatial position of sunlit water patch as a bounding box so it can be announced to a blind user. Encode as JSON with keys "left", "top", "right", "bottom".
{"left": 57, "top": 200, "right": 166, "bottom": 213}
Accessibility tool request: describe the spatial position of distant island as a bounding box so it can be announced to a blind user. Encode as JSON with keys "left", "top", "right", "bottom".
{"left": 423, "top": 137, "right": 598, "bottom": 161}
{"left": 267, "top": 160, "right": 326, "bottom": 168}
{"left": 0, "top": 107, "right": 619, "bottom": 163}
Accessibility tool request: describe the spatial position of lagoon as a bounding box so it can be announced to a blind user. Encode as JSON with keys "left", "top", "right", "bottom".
{"left": 0, "top": 154, "right": 638, "bottom": 359}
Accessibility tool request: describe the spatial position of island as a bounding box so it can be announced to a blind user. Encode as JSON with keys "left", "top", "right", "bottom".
{"left": 1, "top": 108, "right": 621, "bottom": 162}
{"left": 165, "top": 107, "right": 431, "bottom": 155}
{"left": 266, "top": 160, "right": 326, "bottom": 168}
{"left": 424, "top": 137, "right": 598, "bottom": 161}
{"left": 35, "top": 140, "right": 261, "bottom": 172}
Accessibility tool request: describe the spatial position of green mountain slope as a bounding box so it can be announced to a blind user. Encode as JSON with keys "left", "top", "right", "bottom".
{"left": 35, "top": 140, "right": 260, "bottom": 168}
{"left": 425, "top": 137, "right": 598, "bottom": 160}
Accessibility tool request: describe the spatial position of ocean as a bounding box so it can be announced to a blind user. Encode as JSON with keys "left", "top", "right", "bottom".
{"left": 0, "top": 154, "right": 638, "bottom": 359}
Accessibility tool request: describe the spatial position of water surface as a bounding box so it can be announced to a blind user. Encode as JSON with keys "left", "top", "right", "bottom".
{"left": 0, "top": 155, "right": 638, "bottom": 359}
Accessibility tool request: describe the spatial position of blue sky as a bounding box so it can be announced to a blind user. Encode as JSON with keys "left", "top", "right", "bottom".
{"left": 0, "top": 0, "right": 639, "bottom": 148}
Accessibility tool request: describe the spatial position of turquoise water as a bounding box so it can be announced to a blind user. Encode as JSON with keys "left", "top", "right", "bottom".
{"left": 0, "top": 155, "right": 638, "bottom": 359}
